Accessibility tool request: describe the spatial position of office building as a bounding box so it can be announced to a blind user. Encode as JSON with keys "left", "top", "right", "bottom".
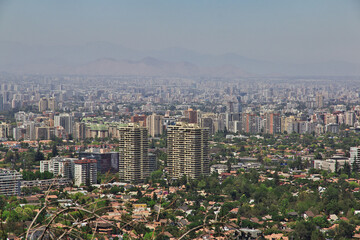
{"left": 118, "top": 123, "right": 150, "bottom": 183}
{"left": 167, "top": 122, "right": 209, "bottom": 180}
{"left": 79, "top": 151, "right": 119, "bottom": 173}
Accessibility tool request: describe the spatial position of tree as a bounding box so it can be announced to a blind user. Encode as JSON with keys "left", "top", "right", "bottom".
{"left": 342, "top": 162, "right": 351, "bottom": 177}
{"left": 336, "top": 221, "right": 355, "bottom": 238}
{"left": 352, "top": 160, "right": 359, "bottom": 173}
{"left": 314, "top": 152, "right": 322, "bottom": 160}
{"left": 34, "top": 145, "right": 44, "bottom": 161}
{"left": 291, "top": 221, "right": 316, "bottom": 240}
{"left": 0, "top": 196, "right": 7, "bottom": 239}
{"left": 52, "top": 143, "right": 58, "bottom": 157}
{"left": 151, "top": 170, "right": 163, "bottom": 180}
{"left": 137, "top": 189, "right": 143, "bottom": 199}
{"left": 4, "top": 151, "right": 14, "bottom": 163}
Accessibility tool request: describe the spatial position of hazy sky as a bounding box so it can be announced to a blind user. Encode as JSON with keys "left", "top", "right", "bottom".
{"left": 0, "top": 0, "right": 360, "bottom": 64}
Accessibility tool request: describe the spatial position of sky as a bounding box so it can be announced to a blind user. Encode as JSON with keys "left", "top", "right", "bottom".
{"left": 0, "top": 0, "right": 360, "bottom": 64}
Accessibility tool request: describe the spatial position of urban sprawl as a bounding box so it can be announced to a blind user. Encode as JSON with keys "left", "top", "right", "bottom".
{"left": 1, "top": 74, "right": 360, "bottom": 239}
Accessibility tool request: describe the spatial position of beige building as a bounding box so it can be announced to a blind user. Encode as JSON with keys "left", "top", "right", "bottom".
{"left": 118, "top": 123, "right": 150, "bottom": 183}
{"left": 167, "top": 122, "right": 209, "bottom": 180}
{"left": 0, "top": 122, "right": 12, "bottom": 139}
{"left": 316, "top": 93, "right": 324, "bottom": 108}
{"left": 38, "top": 97, "right": 56, "bottom": 112}
{"left": 48, "top": 97, "right": 56, "bottom": 111}
{"left": 73, "top": 122, "right": 86, "bottom": 140}
{"left": 146, "top": 113, "right": 163, "bottom": 137}
{"left": 35, "top": 126, "right": 55, "bottom": 140}
{"left": 38, "top": 97, "right": 48, "bottom": 112}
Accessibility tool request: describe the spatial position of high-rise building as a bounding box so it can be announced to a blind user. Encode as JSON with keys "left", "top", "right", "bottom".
{"left": 226, "top": 101, "right": 235, "bottom": 113}
{"left": 40, "top": 157, "right": 76, "bottom": 179}
{"left": 236, "top": 96, "right": 242, "bottom": 113}
{"left": 243, "top": 113, "right": 259, "bottom": 134}
{"left": 350, "top": 147, "right": 360, "bottom": 171}
{"left": 131, "top": 114, "right": 147, "bottom": 126}
{"left": 74, "top": 159, "right": 97, "bottom": 186}
{"left": 167, "top": 122, "right": 209, "bottom": 180}
{"left": 184, "top": 108, "right": 198, "bottom": 124}
{"left": 39, "top": 98, "right": 48, "bottom": 112}
{"left": 225, "top": 112, "right": 242, "bottom": 132}
{"left": 118, "top": 123, "right": 150, "bottom": 183}
{"left": 0, "top": 94, "right": 3, "bottom": 112}
{"left": 0, "top": 169, "right": 22, "bottom": 196}
{"left": 146, "top": 113, "right": 163, "bottom": 137}
{"left": 54, "top": 113, "right": 73, "bottom": 135}
{"left": 200, "top": 117, "right": 214, "bottom": 135}
{"left": 0, "top": 122, "right": 11, "bottom": 139}
{"left": 148, "top": 153, "right": 157, "bottom": 173}
{"left": 264, "top": 112, "right": 281, "bottom": 134}
{"left": 48, "top": 97, "right": 56, "bottom": 111}
{"left": 345, "top": 111, "right": 356, "bottom": 126}
{"left": 35, "top": 126, "right": 55, "bottom": 140}
{"left": 73, "top": 122, "right": 86, "bottom": 140}
{"left": 79, "top": 151, "right": 119, "bottom": 173}
{"left": 316, "top": 93, "right": 324, "bottom": 108}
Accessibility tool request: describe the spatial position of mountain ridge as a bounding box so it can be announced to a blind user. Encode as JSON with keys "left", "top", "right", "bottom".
{"left": 1, "top": 41, "right": 359, "bottom": 76}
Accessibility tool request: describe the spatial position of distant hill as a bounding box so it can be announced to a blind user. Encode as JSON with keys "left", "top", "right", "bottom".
{"left": 0, "top": 41, "right": 359, "bottom": 76}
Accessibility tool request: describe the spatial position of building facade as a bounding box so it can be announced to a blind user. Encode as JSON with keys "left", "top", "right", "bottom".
{"left": 40, "top": 157, "right": 76, "bottom": 179}
{"left": 74, "top": 159, "right": 97, "bottom": 186}
{"left": 167, "top": 122, "right": 209, "bottom": 180}
{"left": 0, "top": 169, "right": 22, "bottom": 196}
{"left": 146, "top": 113, "right": 163, "bottom": 137}
{"left": 118, "top": 123, "right": 150, "bottom": 183}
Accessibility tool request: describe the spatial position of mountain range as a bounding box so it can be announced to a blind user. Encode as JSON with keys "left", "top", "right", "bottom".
{"left": 1, "top": 41, "right": 359, "bottom": 76}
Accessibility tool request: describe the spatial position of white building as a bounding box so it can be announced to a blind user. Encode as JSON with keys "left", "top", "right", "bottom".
{"left": 74, "top": 159, "right": 97, "bottom": 186}
{"left": 0, "top": 169, "right": 22, "bottom": 196}
{"left": 54, "top": 113, "right": 73, "bottom": 135}
{"left": 350, "top": 147, "right": 360, "bottom": 170}
{"left": 40, "top": 157, "right": 76, "bottom": 179}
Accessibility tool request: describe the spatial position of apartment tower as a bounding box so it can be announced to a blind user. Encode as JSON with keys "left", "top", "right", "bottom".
{"left": 167, "top": 122, "right": 209, "bottom": 180}
{"left": 147, "top": 113, "right": 163, "bottom": 137}
{"left": 74, "top": 159, "right": 97, "bottom": 186}
{"left": 118, "top": 123, "right": 150, "bottom": 183}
